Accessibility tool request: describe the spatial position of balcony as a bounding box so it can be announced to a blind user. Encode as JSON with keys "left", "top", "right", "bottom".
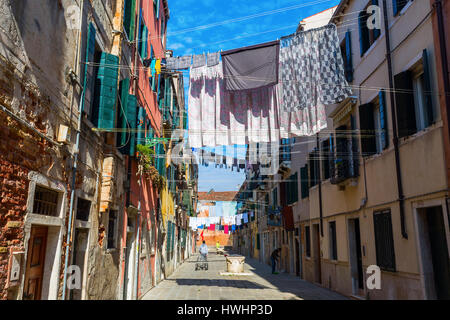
{"left": 330, "top": 137, "right": 359, "bottom": 186}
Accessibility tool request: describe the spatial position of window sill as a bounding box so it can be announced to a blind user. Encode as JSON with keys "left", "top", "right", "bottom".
{"left": 398, "top": 122, "right": 441, "bottom": 146}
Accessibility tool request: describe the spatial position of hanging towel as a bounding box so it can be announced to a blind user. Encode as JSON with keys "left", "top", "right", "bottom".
{"left": 155, "top": 59, "right": 161, "bottom": 75}
{"left": 224, "top": 225, "right": 229, "bottom": 234}
{"left": 280, "top": 24, "right": 351, "bottom": 112}
{"left": 166, "top": 56, "right": 177, "bottom": 69}
{"left": 231, "top": 225, "right": 236, "bottom": 232}
{"left": 209, "top": 224, "right": 215, "bottom": 231}
{"left": 193, "top": 54, "right": 206, "bottom": 68}
{"left": 221, "top": 40, "right": 280, "bottom": 91}
{"left": 243, "top": 213, "right": 248, "bottom": 223}
{"left": 207, "top": 52, "right": 220, "bottom": 67}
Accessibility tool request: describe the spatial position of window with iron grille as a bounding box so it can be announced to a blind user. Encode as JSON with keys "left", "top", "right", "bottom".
{"left": 76, "top": 198, "right": 91, "bottom": 221}
{"left": 107, "top": 210, "right": 118, "bottom": 249}
{"left": 329, "top": 221, "right": 338, "bottom": 260}
{"left": 373, "top": 209, "right": 396, "bottom": 271}
{"left": 33, "top": 186, "right": 59, "bottom": 217}
{"left": 305, "top": 226, "right": 311, "bottom": 257}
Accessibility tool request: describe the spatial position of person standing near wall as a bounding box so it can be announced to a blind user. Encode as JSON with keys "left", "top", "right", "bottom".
{"left": 271, "top": 248, "right": 281, "bottom": 274}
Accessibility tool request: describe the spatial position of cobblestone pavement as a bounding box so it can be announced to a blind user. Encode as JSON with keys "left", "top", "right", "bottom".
{"left": 141, "top": 249, "right": 348, "bottom": 300}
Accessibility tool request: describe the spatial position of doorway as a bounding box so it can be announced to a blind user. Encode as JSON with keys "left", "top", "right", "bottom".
{"left": 70, "top": 228, "right": 88, "bottom": 300}
{"left": 295, "top": 237, "right": 300, "bottom": 276}
{"left": 23, "top": 226, "right": 48, "bottom": 300}
{"left": 312, "top": 224, "right": 322, "bottom": 284}
{"left": 348, "top": 218, "right": 364, "bottom": 296}
{"left": 416, "top": 206, "right": 450, "bottom": 299}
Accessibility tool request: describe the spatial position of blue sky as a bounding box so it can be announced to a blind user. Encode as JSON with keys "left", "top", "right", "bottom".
{"left": 167, "top": 0, "right": 340, "bottom": 192}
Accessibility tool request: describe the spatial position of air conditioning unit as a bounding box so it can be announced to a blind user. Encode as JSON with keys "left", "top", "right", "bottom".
{"left": 56, "top": 124, "right": 70, "bottom": 144}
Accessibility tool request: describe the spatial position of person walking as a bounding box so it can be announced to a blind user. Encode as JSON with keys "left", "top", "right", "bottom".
{"left": 271, "top": 248, "right": 281, "bottom": 274}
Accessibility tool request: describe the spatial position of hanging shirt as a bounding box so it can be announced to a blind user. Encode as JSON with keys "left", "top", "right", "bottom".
{"left": 221, "top": 40, "right": 280, "bottom": 91}
{"left": 155, "top": 59, "right": 161, "bottom": 75}
{"left": 243, "top": 213, "right": 248, "bottom": 224}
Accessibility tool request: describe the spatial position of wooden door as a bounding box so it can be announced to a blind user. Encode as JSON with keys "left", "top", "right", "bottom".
{"left": 23, "top": 226, "right": 48, "bottom": 300}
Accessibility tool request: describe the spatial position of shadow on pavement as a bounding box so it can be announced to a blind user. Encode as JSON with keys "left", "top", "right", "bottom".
{"left": 170, "top": 278, "right": 268, "bottom": 289}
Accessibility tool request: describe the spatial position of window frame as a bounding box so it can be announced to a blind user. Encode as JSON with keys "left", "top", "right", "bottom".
{"left": 329, "top": 221, "right": 338, "bottom": 261}
{"left": 107, "top": 210, "right": 119, "bottom": 250}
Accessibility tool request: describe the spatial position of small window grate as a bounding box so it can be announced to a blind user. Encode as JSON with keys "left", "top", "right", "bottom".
{"left": 33, "top": 186, "right": 59, "bottom": 217}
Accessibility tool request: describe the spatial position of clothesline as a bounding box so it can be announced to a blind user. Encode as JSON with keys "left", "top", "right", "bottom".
{"left": 81, "top": 62, "right": 450, "bottom": 97}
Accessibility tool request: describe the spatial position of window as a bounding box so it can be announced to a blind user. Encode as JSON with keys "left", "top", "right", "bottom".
{"left": 373, "top": 209, "right": 396, "bottom": 271}
{"left": 331, "top": 118, "right": 359, "bottom": 184}
{"left": 280, "top": 138, "right": 292, "bottom": 162}
{"left": 359, "top": 91, "right": 389, "bottom": 157}
{"left": 308, "top": 149, "right": 320, "bottom": 188}
{"left": 300, "top": 165, "right": 309, "bottom": 199}
{"left": 394, "top": 49, "right": 434, "bottom": 138}
{"left": 329, "top": 221, "right": 337, "bottom": 260}
{"left": 393, "top": 0, "right": 409, "bottom": 16}
{"left": 107, "top": 210, "right": 118, "bottom": 249}
{"left": 123, "top": 0, "right": 136, "bottom": 40}
{"left": 305, "top": 226, "right": 311, "bottom": 257}
{"left": 358, "top": 1, "right": 381, "bottom": 56}
{"left": 272, "top": 188, "right": 278, "bottom": 209}
{"left": 341, "top": 31, "right": 353, "bottom": 82}
{"left": 33, "top": 186, "right": 59, "bottom": 217}
{"left": 76, "top": 198, "right": 91, "bottom": 221}
{"left": 321, "top": 139, "right": 331, "bottom": 180}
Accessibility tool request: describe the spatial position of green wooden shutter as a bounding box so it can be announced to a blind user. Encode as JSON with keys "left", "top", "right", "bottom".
{"left": 127, "top": 95, "right": 138, "bottom": 156}
{"left": 394, "top": 71, "right": 417, "bottom": 138}
{"left": 117, "top": 78, "right": 130, "bottom": 148}
{"left": 96, "top": 53, "right": 119, "bottom": 130}
{"left": 359, "top": 103, "right": 376, "bottom": 156}
{"left": 256, "top": 234, "right": 260, "bottom": 250}
{"left": 156, "top": 0, "right": 160, "bottom": 19}
{"left": 141, "top": 24, "right": 148, "bottom": 59}
{"left": 137, "top": 106, "right": 145, "bottom": 145}
{"left": 83, "top": 23, "right": 96, "bottom": 116}
{"left": 345, "top": 31, "right": 353, "bottom": 82}
{"left": 379, "top": 90, "right": 389, "bottom": 150}
{"left": 123, "top": 0, "right": 136, "bottom": 39}
{"left": 422, "top": 49, "right": 434, "bottom": 127}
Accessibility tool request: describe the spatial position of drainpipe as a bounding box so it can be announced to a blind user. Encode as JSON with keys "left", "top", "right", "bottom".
{"left": 316, "top": 134, "right": 324, "bottom": 237}
{"left": 433, "top": 0, "right": 450, "bottom": 166}
{"left": 382, "top": 0, "right": 408, "bottom": 239}
{"left": 134, "top": 201, "right": 141, "bottom": 300}
{"left": 62, "top": 0, "right": 85, "bottom": 300}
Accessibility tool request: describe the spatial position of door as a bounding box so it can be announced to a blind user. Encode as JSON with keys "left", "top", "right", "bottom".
{"left": 419, "top": 206, "right": 450, "bottom": 299}
{"left": 295, "top": 238, "right": 300, "bottom": 276}
{"left": 70, "top": 229, "right": 88, "bottom": 300}
{"left": 23, "top": 226, "right": 48, "bottom": 300}
{"left": 348, "top": 218, "right": 364, "bottom": 295}
{"left": 312, "top": 224, "right": 322, "bottom": 284}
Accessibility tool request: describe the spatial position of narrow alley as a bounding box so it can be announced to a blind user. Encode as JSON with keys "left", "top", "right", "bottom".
{"left": 142, "top": 248, "right": 347, "bottom": 300}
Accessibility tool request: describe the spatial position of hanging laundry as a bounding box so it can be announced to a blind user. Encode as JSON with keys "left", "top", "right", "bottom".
{"left": 209, "top": 224, "right": 215, "bottom": 231}
{"left": 166, "top": 56, "right": 177, "bottom": 69}
{"left": 155, "top": 59, "right": 161, "bottom": 75}
{"left": 207, "top": 52, "right": 220, "bottom": 67}
{"left": 221, "top": 40, "right": 280, "bottom": 91}
{"left": 150, "top": 58, "right": 157, "bottom": 78}
{"left": 243, "top": 213, "right": 248, "bottom": 223}
{"left": 188, "top": 62, "right": 282, "bottom": 148}
{"left": 280, "top": 24, "right": 351, "bottom": 112}
{"left": 224, "top": 225, "right": 229, "bottom": 234}
{"left": 193, "top": 54, "right": 206, "bottom": 68}
{"left": 231, "top": 225, "right": 236, "bottom": 232}
{"left": 178, "top": 55, "right": 192, "bottom": 69}
{"left": 215, "top": 224, "right": 220, "bottom": 232}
